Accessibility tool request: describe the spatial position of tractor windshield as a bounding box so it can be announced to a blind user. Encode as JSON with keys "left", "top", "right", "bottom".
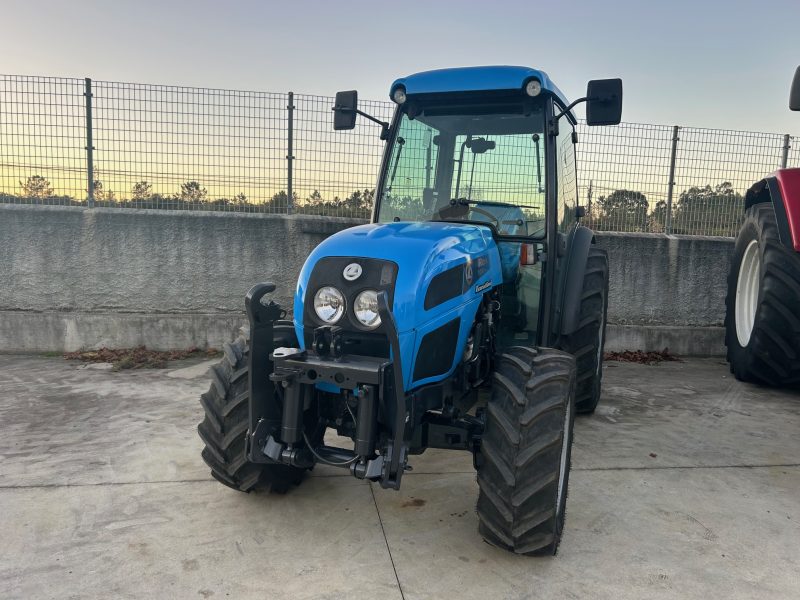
{"left": 377, "top": 100, "right": 547, "bottom": 237}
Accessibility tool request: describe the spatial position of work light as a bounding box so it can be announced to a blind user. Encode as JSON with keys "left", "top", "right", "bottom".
{"left": 525, "top": 79, "right": 542, "bottom": 97}
{"left": 353, "top": 290, "right": 381, "bottom": 328}
{"left": 392, "top": 86, "right": 407, "bottom": 104}
{"left": 313, "top": 286, "right": 345, "bottom": 323}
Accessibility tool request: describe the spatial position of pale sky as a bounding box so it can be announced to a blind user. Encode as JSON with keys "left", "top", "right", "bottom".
{"left": 2, "top": 0, "right": 799, "bottom": 134}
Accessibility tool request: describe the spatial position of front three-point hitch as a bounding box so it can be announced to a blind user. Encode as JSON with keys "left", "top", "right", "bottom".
{"left": 243, "top": 283, "right": 420, "bottom": 489}
{"left": 243, "top": 282, "right": 486, "bottom": 490}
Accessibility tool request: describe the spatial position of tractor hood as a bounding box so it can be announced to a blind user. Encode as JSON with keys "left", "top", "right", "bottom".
{"left": 294, "top": 221, "right": 501, "bottom": 335}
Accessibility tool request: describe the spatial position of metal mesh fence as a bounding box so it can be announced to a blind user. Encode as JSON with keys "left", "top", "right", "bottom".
{"left": 669, "top": 127, "right": 790, "bottom": 236}
{"left": 576, "top": 122, "right": 674, "bottom": 232}
{"left": 0, "top": 76, "right": 86, "bottom": 205}
{"left": 292, "top": 94, "right": 393, "bottom": 218}
{"left": 91, "top": 81, "right": 287, "bottom": 211}
{"left": 788, "top": 134, "right": 800, "bottom": 175}
{"left": 1, "top": 74, "right": 798, "bottom": 232}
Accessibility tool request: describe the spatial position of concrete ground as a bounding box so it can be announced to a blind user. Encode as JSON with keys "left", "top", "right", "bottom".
{"left": 0, "top": 355, "right": 798, "bottom": 600}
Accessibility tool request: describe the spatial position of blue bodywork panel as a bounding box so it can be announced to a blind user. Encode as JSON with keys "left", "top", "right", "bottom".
{"left": 470, "top": 203, "right": 527, "bottom": 283}
{"left": 294, "top": 221, "right": 504, "bottom": 392}
{"left": 390, "top": 65, "right": 571, "bottom": 111}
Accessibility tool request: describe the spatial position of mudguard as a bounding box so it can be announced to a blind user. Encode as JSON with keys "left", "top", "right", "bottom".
{"left": 559, "top": 225, "right": 595, "bottom": 336}
{"left": 745, "top": 168, "right": 800, "bottom": 252}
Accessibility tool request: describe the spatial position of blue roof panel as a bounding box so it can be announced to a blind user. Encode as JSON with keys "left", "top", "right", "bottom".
{"left": 390, "top": 65, "right": 570, "bottom": 107}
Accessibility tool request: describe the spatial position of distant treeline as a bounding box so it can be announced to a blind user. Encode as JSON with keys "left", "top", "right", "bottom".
{"left": 4, "top": 175, "right": 745, "bottom": 235}
{"left": 588, "top": 182, "right": 744, "bottom": 236}
{"left": 4, "top": 175, "right": 375, "bottom": 218}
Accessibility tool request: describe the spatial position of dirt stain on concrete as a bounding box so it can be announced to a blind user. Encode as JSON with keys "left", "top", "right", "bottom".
{"left": 401, "top": 498, "right": 426, "bottom": 508}
{"left": 182, "top": 559, "right": 200, "bottom": 572}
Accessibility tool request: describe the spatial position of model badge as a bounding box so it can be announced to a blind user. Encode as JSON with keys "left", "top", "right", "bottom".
{"left": 343, "top": 263, "right": 363, "bottom": 281}
{"left": 475, "top": 280, "right": 492, "bottom": 293}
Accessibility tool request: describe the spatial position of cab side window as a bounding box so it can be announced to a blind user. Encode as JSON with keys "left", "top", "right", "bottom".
{"left": 553, "top": 105, "right": 578, "bottom": 232}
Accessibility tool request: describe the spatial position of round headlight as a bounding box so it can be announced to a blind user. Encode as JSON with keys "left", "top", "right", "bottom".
{"left": 392, "top": 86, "right": 407, "bottom": 104}
{"left": 313, "top": 286, "right": 345, "bottom": 323}
{"left": 354, "top": 290, "right": 381, "bottom": 328}
{"left": 525, "top": 79, "right": 542, "bottom": 97}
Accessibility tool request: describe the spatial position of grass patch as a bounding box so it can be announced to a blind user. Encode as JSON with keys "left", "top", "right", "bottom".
{"left": 63, "top": 346, "right": 221, "bottom": 370}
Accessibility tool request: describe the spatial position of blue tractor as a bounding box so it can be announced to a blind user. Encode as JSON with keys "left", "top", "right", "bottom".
{"left": 198, "top": 66, "right": 622, "bottom": 555}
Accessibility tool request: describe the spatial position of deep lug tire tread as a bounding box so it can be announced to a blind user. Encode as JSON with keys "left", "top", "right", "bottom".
{"left": 197, "top": 330, "right": 308, "bottom": 494}
{"left": 557, "top": 247, "right": 609, "bottom": 414}
{"left": 725, "top": 204, "right": 800, "bottom": 386}
{"left": 477, "top": 347, "right": 577, "bottom": 556}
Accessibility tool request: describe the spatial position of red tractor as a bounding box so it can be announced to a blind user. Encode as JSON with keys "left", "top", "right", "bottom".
{"left": 725, "top": 67, "right": 800, "bottom": 386}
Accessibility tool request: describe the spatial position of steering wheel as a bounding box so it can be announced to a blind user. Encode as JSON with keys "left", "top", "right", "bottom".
{"left": 467, "top": 205, "right": 502, "bottom": 229}
{"left": 435, "top": 199, "right": 525, "bottom": 235}
{"left": 468, "top": 204, "right": 526, "bottom": 234}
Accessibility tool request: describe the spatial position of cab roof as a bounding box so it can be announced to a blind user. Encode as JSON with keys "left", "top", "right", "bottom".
{"left": 390, "top": 65, "right": 570, "bottom": 108}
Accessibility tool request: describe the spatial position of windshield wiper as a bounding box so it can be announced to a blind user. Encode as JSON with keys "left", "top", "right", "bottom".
{"left": 451, "top": 198, "right": 520, "bottom": 209}
{"left": 385, "top": 136, "right": 406, "bottom": 193}
{"left": 453, "top": 136, "right": 471, "bottom": 199}
{"left": 532, "top": 133, "right": 544, "bottom": 193}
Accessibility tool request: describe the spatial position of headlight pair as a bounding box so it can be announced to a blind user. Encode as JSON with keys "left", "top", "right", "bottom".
{"left": 313, "top": 287, "right": 381, "bottom": 329}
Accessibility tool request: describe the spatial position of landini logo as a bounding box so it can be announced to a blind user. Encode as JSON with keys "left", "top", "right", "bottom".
{"left": 343, "top": 263, "right": 363, "bottom": 281}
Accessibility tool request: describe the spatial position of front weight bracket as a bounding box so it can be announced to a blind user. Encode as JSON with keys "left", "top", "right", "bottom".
{"left": 245, "top": 282, "right": 284, "bottom": 463}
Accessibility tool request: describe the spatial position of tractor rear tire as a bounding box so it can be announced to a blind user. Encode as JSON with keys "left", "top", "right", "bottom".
{"left": 725, "top": 203, "right": 800, "bottom": 386}
{"left": 477, "top": 347, "right": 577, "bottom": 556}
{"left": 198, "top": 324, "right": 310, "bottom": 493}
{"left": 558, "top": 246, "right": 609, "bottom": 413}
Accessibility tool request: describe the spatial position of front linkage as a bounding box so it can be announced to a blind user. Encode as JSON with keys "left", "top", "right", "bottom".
{"left": 243, "top": 282, "right": 482, "bottom": 490}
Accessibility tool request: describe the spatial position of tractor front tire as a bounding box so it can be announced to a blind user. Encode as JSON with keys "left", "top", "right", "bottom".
{"left": 198, "top": 327, "right": 310, "bottom": 493}
{"left": 558, "top": 246, "right": 609, "bottom": 413}
{"left": 725, "top": 203, "right": 800, "bottom": 386}
{"left": 477, "top": 347, "right": 577, "bottom": 556}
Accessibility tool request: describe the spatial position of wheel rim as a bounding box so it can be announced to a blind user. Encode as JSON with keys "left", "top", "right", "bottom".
{"left": 735, "top": 239, "right": 760, "bottom": 347}
{"left": 556, "top": 395, "right": 572, "bottom": 511}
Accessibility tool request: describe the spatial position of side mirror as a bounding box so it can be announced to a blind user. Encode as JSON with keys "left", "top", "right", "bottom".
{"left": 585, "top": 78, "right": 623, "bottom": 126}
{"left": 790, "top": 66, "right": 800, "bottom": 111}
{"left": 333, "top": 90, "right": 358, "bottom": 130}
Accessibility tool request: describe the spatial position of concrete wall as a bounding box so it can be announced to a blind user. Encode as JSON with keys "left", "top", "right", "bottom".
{"left": 595, "top": 232, "right": 732, "bottom": 355}
{"left": 0, "top": 204, "right": 354, "bottom": 312}
{"left": 0, "top": 204, "right": 733, "bottom": 355}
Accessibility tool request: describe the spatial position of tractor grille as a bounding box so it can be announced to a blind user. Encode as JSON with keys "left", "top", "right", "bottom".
{"left": 303, "top": 256, "right": 397, "bottom": 356}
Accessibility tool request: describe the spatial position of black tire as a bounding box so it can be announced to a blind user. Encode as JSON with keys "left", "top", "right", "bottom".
{"left": 558, "top": 246, "right": 609, "bottom": 413}
{"left": 198, "top": 324, "right": 311, "bottom": 493}
{"left": 725, "top": 203, "right": 800, "bottom": 386}
{"left": 477, "top": 347, "right": 577, "bottom": 556}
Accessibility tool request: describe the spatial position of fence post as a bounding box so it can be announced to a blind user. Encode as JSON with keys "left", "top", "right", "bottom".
{"left": 587, "top": 179, "right": 593, "bottom": 228}
{"left": 84, "top": 78, "right": 95, "bottom": 207}
{"left": 286, "top": 91, "right": 295, "bottom": 214}
{"left": 781, "top": 134, "right": 791, "bottom": 169}
{"left": 665, "top": 125, "right": 679, "bottom": 234}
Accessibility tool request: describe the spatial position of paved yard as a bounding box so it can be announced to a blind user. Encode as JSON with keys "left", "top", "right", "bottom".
{"left": 0, "top": 354, "right": 798, "bottom": 599}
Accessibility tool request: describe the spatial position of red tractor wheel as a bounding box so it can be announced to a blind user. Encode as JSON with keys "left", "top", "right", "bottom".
{"left": 724, "top": 203, "right": 800, "bottom": 386}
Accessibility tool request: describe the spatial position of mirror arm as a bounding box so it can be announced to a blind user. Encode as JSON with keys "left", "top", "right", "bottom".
{"left": 341, "top": 108, "right": 389, "bottom": 140}
{"left": 331, "top": 106, "right": 390, "bottom": 139}
{"left": 554, "top": 96, "right": 587, "bottom": 122}
{"left": 357, "top": 110, "right": 390, "bottom": 140}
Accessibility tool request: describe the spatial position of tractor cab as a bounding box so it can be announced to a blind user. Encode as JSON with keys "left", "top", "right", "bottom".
{"left": 335, "top": 66, "right": 621, "bottom": 346}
